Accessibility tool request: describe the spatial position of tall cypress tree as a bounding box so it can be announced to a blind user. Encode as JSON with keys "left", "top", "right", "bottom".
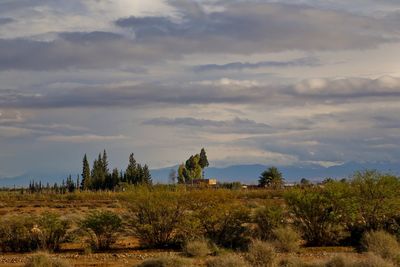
{"left": 126, "top": 153, "right": 137, "bottom": 184}
{"left": 142, "top": 164, "right": 152, "bottom": 185}
{"left": 111, "top": 168, "right": 120, "bottom": 190}
{"left": 91, "top": 154, "right": 105, "bottom": 190}
{"left": 136, "top": 163, "right": 143, "bottom": 184}
{"left": 81, "top": 154, "right": 91, "bottom": 190}
{"left": 199, "top": 148, "right": 209, "bottom": 179}
{"left": 102, "top": 149, "right": 109, "bottom": 177}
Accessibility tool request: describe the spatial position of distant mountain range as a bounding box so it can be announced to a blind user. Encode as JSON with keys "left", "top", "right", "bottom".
{"left": 1, "top": 162, "right": 399, "bottom": 187}
{"left": 149, "top": 161, "right": 400, "bottom": 184}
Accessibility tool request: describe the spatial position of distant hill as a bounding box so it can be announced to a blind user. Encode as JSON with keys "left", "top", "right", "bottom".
{"left": 1, "top": 162, "right": 399, "bottom": 187}
{"left": 151, "top": 162, "right": 400, "bottom": 185}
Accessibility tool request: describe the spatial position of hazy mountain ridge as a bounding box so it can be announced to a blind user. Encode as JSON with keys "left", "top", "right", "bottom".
{"left": 148, "top": 162, "right": 400, "bottom": 184}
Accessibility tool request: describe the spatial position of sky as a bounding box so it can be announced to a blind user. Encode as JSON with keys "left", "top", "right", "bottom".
{"left": 1, "top": 0, "right": 400, "bottom": 179}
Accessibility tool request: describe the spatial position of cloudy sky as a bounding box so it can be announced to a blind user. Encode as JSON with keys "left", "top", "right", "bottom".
{"left": 1, "top": 0, "right": 400, "bottom": 178}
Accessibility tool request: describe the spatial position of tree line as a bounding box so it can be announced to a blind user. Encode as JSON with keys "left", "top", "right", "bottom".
{"left": 28, "top": 150, "right": 152, "bottom": 193}
{"left": 81, "top": 150, "right": 152, "bottom": 191}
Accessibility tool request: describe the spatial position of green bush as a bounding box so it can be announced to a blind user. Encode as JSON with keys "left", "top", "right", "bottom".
{"left": 284, "top": 182, "right": 350, "bottom": 246}
{"left": 254, "top": 206, "right": 284, "bottom": 240}
{"left": 206, "top": 254, "right": 250, "bottom": 267}
{"left": 183, "top": 239, "right": 211, "bottom": 257}
{"left": 348, "top": 171, "right": 400, "bottom": 243}
{"left": 0, "top": 215, "right": 39, "bottom": 252}
{"left": 80, "top": 210, "right": 122, "bottom": 250}
{"left": 352, "top": 171, "right": 400, "bottom": 229}
{"left": 137, "top": 255, "right": 191, "bottom": 267}
{"left": 24, "top": 253, "right": 71, "bottom": 267}
{"left": 272, "top": 226, "right": 301, "bottom": 253}
{"left": 37, "top": 212, "right": 70, "bottom": 251}
{"left": 362, "top": 231, "right": 400, "bottom": 261}
{"left": 189, "top": 190, "right": 251, "bottom": 249}
{"left": 246, "top": 239, "right": 275, "bottom": 267}
{"left": 128, "top": 187, "right": 197, "bottom": 248}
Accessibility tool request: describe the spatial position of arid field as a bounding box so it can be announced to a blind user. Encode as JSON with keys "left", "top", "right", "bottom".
{"left": 1, "top": 171, "right": 399, "bottom": 267}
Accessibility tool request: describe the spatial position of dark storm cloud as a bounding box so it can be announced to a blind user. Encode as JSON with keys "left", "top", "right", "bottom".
{"left": 193, "top": 57, "right": 320, "bottom": 72}
{"left": 0, "top": 0, "right": 86, "bottom": 14}
{"left": 1, "top": 76, "right": 400, "bottom": 109}
{"left": 0, "top": 31, "right": 175, "bottom": 71}
{"left": 143, "top": 117, "right": 272, "bottom": 134}
{"left": 0, "top": 2, "right": 397, "bottom": 71}
{"left": 0, "top": 18, "right": 13, "bottom": 25}
{"left": 0, "top": 82, "right": 265, "bottom": 108}
{"left": 116, "top": 3, "right": 398, "bottom": 54}
{"left": 239, "top": 124, "right": 400, "bottom": 163}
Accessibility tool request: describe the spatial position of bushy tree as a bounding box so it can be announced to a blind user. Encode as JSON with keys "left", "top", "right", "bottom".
{"left": 284, "top": 182, "right": 350, "bottom": 246}
{"left": 259, "top": 167, "right": 284, "bottom": 189}
{"left": 37, "top": 212, "right": 70, "bottom": 251}
{"left": 254, "top": 206, "right": 284, "bottom": 240}
{"left": 128, "top": 187, "right": 194, "bottom": 247}
{"left": 80, "top": 210, "right": 122, "bottom": 250}
{"left": 351, "top": 170, "right": 400, "bottom": 231}
{"left": 188, "top": 190, "right": 251, "bottom": 249}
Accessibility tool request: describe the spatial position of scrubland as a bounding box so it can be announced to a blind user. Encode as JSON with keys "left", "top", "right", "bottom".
{"left": 1, "top": 170, "right": 400, "bottom": 267}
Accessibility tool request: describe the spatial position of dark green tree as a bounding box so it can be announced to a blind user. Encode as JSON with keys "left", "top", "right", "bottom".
{"left": 91, "top": 154, "right": 105, "bottom": 190}
{"left": 258, "top": 166, "right": 284, "bottom": 188}
{"left": 142, "top": 164, "right": 152, "bottom": 185}
{"left": 102, "top": 149, "right": 109, "bottom": 177}
{"left": 126, "top": 153, "right": 137, "bottom": 184}
{"left": 66, "top": 175, "right": 75, "bottom": 193}
{"left": 136, "top": 164, "right": 144, "bottom": 184}
{"left": 199, "top": 148, "right": 209, "bottom": 178}
{"left": 110, "top": 168, "right": 120, "bottom": 190}
{"left": 81, "top": 154, "right": 91, "bottom": 190}
{"left": 177, "top": 163, "right": 187, "bottom": 184}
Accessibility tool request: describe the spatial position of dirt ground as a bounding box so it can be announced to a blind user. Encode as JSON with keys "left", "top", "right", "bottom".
{"left": 0, "top": 247, "right": 363, "bottom": 267}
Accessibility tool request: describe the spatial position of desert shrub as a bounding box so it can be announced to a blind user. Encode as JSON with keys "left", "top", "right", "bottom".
{"left": 284, "top": 182, "right": 351, "bottom": 246}
{"left": 128, "top": 187, "right": 198, "bottom": 248}
{"left": 246, "top": 239, "right": 275, "bottom": 267}
{"left": 0, "top": 215, "right": 39, "bottom": 252}
{"left": 322, "top": 253, "right": 396, "bottom": 267}
{"left": 348, "top": 171, "right": 400, "bottom": 244}
{"left": 183, "top": 239, "right": 210, "bottom": 257}
{"left": 325, "top": 256, "right": 349, "bottom": 267}
{"left": 254, "top": 206, "right": 284, "bottom": 240}
{"left": 356, "top": 253, "right": 395, "bottom": 267}
{"left": 137, "top": 255, "right": 191, "bottom": 267}
{"left": 200, "top": 204, "right": 250, "bottom": 249}
{"left": 278, "top": 257, "right": 318, "bottom": 267}
{"left": 206, "top": 254, "right": 250, "bottom": 267}
{"left": 272, "top": 226, "right": 301, "bottom": 253}
{"left": 37, "top": 212, "right": 70, "bottom": 251}
{"left": 25, "top": 253, "right": 71, "bottom": 267}
{"left": 189, "top": 190, "right": 251, "bottom": 249}
{"left": 80, "top": 210, "right": 122, "bottom": 250}
{"left": 362, "top": 230, "right": 400, "bottom": 260}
